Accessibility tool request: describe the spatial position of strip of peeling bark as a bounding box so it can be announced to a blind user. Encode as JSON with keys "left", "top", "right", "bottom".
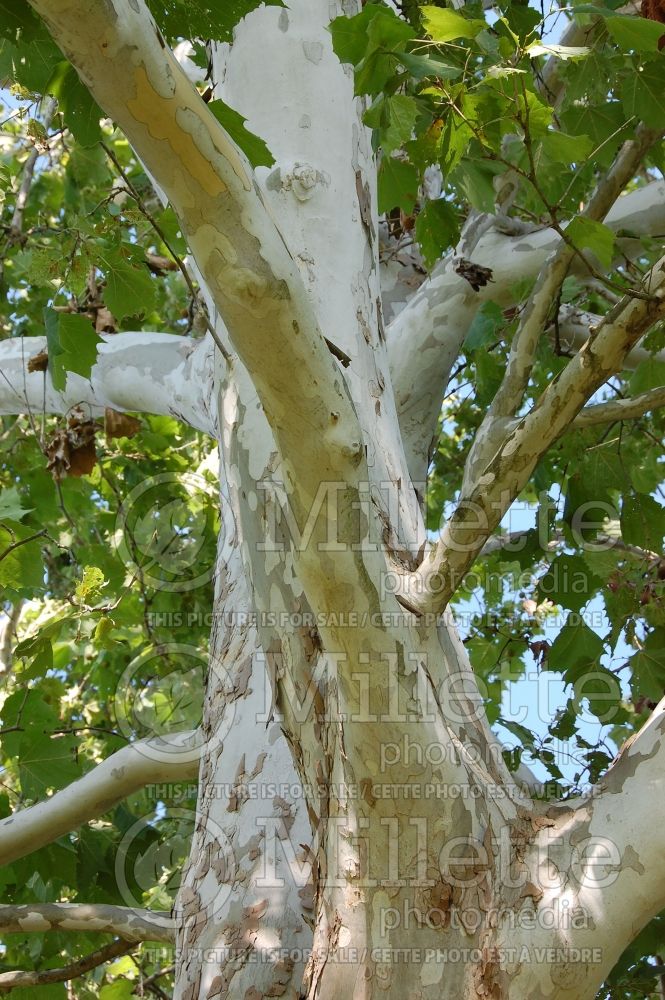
{"left": 0, "top": 333, "right": 216, "bottom": 434}
{"left": 0, "top": 903, "right": 174, "bottom": 943}
{"left": 573, "top": 384, "right": 665, "bottom": 427}
{"left": 397, "top": 254, "right": 665, "bottom": 613}
{"left": 388, "top": 179, "right": 665, "bottom": 484}
{"left": 0, "top": 731, "right": 201, "bottom": 867}
{"left": 0, "top": 938, "right": 133, "bottom": 992}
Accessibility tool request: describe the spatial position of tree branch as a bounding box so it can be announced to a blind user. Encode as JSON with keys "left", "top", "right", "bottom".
{"left": 0, "top": 731, "right": 201, "bottom": 866}
{"left": 555, "top": 304, "right": 665, "bottom": 367}
{"left": 388, "top": 179, "right": 665, "bottom": 483}
{"left": 0, "top": 333, "right": 217, "bottom": 434}
{"left": 29, "top": 0, "right": 362, "bottom": 517}
{"left": 397, "top": 254, "right": 665, "bottom": 613}
{"left": 489, "top": 124, "right": 662, "bottom": 422}
{"left": 0, "top": 602, "right": 25, "bottom": 675}
{"left": 0, "top": 903, "right": 174, "bottom": 943}
{"left": 574, "top": 385, "right": 665, "bottom": 428}
{"left": 0, "top": 938, "right": 134, "bottom": 992}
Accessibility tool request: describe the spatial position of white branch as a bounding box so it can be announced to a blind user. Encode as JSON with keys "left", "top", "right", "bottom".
{"left": 30, "top": 0, "right": 362, "bottom": 518}
{"left": 388, "top": 179, "right": 665, "bottom": 483}
{"left": 574, "top": 385, "right": 665, "bottom": 427}
{"left": 0, "top": 731, "right": 201, "bottom": 867}
{"left": 397, "top": 255, "right": 665, "bottom": 613}
{"left": 0, "top": 333, "right": 217, "bottom": 434}
{"left": 0, "top": 903, "right": 174, "bottom": 943}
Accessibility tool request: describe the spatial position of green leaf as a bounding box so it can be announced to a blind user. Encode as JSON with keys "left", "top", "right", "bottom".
{"left": 630, "top": 628, "right": 665, "bottom": 702}
{"left": 0, "top": 487, "right": 32, "bottom": 522}
{"left": 75, "top": 565, "right": 105, "bottom": 603}
{"left": 383, "top": 95, "right": 419, "bottom": 153}
{"left": 565, "top": 217, "right": 616, "bottom": 268}
{"left": 621, "top": 493, "right": 665, "bottom": 551}
{"left": 98, "top": 245, "right": 156, "bottom": 320}
{"left": 606, "top": 15, "right": 665, "bottom": 53}
{"left": 330, "top": 4, "right": 414, "bottom": 65}
{"left": 464, "top": 301, "right": 504, "bottom": 351}
{"left": 46, "top": 60, "right": 102, "bottom": 147}
{"left": 44, "top": 308, "right": 102, "bottom": 391}
{"left": 547, "top": 615, "right": 605, "bottom": 683}
{"left": 100, "top": 983, "right": 135, "bottom": 1000}
{"left": 629, "top": 358, "right": 665, "bottom": 394}
{"left": 541, "top": 131, "right": 594, "bottom": 164}
{"left": 147, "top": 0, "right": 284, "bottom": 46}
{"left": 378, "top": 157, "right": 418, "bottom": 213}
{"left": 1, "top": 689, "right": 79, "bottom": 799}
{"left": 0, "top": 521, "right": 44, "bottom": 592}
{"left": 538, "top": 553, "right": 600, "bottom": 612}
{"left": 421, "top": 6, "right": 485, "bottom": 42}
{"left": 397, "top": 51, "right": 462, "bottom": 81}
{"left": 415, "top": 199, "right": 460, "bottom": 268}
{"left": 208, "top": 98, "right": 274, "bottom": 168}
{"left": 622, "top": 58, "right": 665, "bottom": 128}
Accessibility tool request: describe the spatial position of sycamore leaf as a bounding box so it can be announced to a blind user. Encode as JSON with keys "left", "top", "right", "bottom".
{"left": 0, "top": 487, "right": 32, "bottom": 522}
{"left": 74, "top": 565, "right": 105, "bottom": 603}
{"left": 565, "top": 217, "right": 616, "bottom": 268}
{"left": 416, "top": 199, "right": 461, "bottom": 268}
{"left": 98, "top": 245, "right": 156, "bottom": 320}
{"left": 541, "top": 131, "right": 593, "bottom": 164}
{"left": 606, "top": 15, "right": 665, "bottom": 53}
{"left": 622, "top": 59, "right": 665, "bottom": 128}
{"left": 44, "top": 308, "right": 102, "bottom": 391}
{"left": 378, "top": 157, "right": 418, "bottom": 213}
{"left": 208, "top": 98, "right": 274, "bottom": 168}
{"left": 421, "top": 6, "right": 485, "bottom": 43}
{"left": 46, "top": 60, "right": 102, "bottom": 147}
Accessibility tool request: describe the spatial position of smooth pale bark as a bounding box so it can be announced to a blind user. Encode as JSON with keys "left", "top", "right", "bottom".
{"left": 388, "top": 180, "right": 665, "bottom": 483}
{"left": 3, "top": 2, "right": 664, "bottom": 998}
{"left": 0, "top": 333, "right": 216, "bottom": 434}
{"left": 0, "top": 731, "right": 201, "bottom": 867}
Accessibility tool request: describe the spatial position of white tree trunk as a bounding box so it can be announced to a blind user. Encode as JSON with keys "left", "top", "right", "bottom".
{"left": 4, "top": 1, "right": 665, "bottom": 998}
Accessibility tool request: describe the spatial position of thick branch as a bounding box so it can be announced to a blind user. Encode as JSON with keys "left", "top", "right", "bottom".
{"left": 388, "top": 179, "right": 665, "bottom": 483}
{"left": 0, "top": 903, "right": 174, "bottom": 943}
{"left": 509, "top": 694, "right": 665, "bottom": 996}
{"left": 0, "top": 731, "right": 200, "bottom": 867}
{"left": 29, "top": 0, "right": 362, "bottom": 513}
{"left": 398, "top": 255, "right": 665, "bottom": 613}
{"left": 574, "top": 385, "right": 665, "bottom": 427}
{"left": 0, "top": 333, "right": 216, "bottom": 434}
{"left": 0, "top": 938, "right": 133, "bottom": 992}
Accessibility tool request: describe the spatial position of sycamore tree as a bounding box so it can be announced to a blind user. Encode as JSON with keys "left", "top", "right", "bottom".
{"left": 1, "top": 0, "right": 665, "bottom": 997}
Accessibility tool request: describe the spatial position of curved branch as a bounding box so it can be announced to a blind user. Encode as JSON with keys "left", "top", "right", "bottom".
{"left": 508, "top": 694, "right": 665, "bottom": 996}
{"left": 0, "top": 903, "right": 174, "bottom": 943}
{"left": 0, "top": 731, "right": 201, "bottom": 867}
{"left": 0, "top": 938, "right": 133, "bottom": 992}
{"left": 574, "top": 385, "right": 665, "bottom": 427}
{"left": 389, "top": 178, "right": 665, "bottom": 483}
{"left": 397, "top": 254, "right": 665, "bottom": 613}
{"left": 0, "top": 333, "right": 217, "bottom": 434}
